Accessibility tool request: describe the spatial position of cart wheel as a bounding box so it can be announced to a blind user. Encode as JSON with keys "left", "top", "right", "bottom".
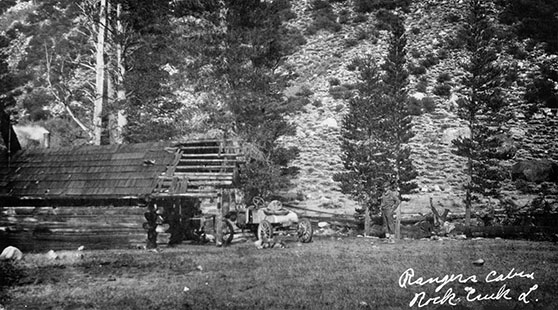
{"left": 257, "top": 220, "right": 273, "bottom": 243}
{"left": 297, "top": 218, "right": 313, "bottom": 243}
{"left": 221, "top": 219, "right": 235, "bottom": 245}
{"left": 252, "top": 196, "right": 266, "bottom": 209}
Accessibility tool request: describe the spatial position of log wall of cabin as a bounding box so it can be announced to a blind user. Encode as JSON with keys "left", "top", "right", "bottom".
{"left": 0, "top": 205, "right": 156, "bottom": 252}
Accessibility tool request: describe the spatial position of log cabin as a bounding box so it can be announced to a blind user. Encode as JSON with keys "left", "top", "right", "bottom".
{"left": 0, "top": 135, "right": 243, "bottom": 251}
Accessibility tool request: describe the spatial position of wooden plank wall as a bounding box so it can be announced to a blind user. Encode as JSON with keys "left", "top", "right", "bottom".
{"left": 0, "top": 205, "right": 151, "bottom": 252}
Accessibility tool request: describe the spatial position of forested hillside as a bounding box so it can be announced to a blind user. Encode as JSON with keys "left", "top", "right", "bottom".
{"left": 1, "top": 0, "right": 557, "bottom": 221}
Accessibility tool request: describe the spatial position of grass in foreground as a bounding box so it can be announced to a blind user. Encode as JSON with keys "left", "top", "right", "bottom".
{"left": 2, "top": 237, "right": 558, "bottom": 310}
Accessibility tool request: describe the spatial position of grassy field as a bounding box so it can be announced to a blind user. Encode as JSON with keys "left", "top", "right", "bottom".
{"left": 1, "top": 236, "right": 558, "bottom": 310}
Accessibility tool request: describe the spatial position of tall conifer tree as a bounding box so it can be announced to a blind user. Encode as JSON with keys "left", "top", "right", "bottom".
{"left": 452, "top": 0, "right": 511, "bottom": 225}
{"left": 335, "top": 13, "right": 417, "bottom": 236}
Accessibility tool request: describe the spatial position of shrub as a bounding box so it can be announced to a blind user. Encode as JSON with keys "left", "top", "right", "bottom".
{"left": 305, "top": 25, "right": 318, "bottom": 35}
{"left": 422, "top": 96, "right": 437, "bottom": 112}
{"left": 334, "top": 103, "right": 344, "bottom": 112}
{"left": 296, "top": 85, "right": 314, "bottom": 97}
{"left": 409, "top": 48, "right": 421, "bottom": 59}
{"left": 407, "top": 97, "right": 423, "bottom": 115}
{"left": 433, "top": 83, "right": 452, "bottom": 97}
{"left": 282, "top": 9, "right": 297, "bottom": 21}
{"left": 354, "top": 0, "right": 377, "bottom": 13}
{"left": 415, "top": 77, "right": 428, "bottom": 92}
{"left": 329, "top": 85, "right": 352, "bottom": 99}
{"left": 345, "top": 38, "right": 358, "bottom": 47}
{"left": 444, "top": 12, "right": 461, "bottom": 23}
{"left": 409, "top": 64, "right": 427, "bottom": 75}
{"left": 312, "top": 14, "right": 342, "bottom": 33}
{"left": 331, "top": 22, "right": 342, "bottom": 32}
{"left": 355, "top": 28, "right": 369, "bottom": 40}
{"left": 437, "top": 49, "right": 448, "bottom": 60}
{"left": 375, "top": 8, "right": 400, "bottom": 31}
{"left": 308, "top": 1, "right": 342, "bottom": 33}
{"left": 407, "top": 96, "right": 437, "bottom": 115}
{"left": 436, "top": 72, "right": 452, "bottom": 83}
{"left": 420, "top": 53, "right": 439, "bottom": 68}
{"left": 328, "top": 77, "right": 341, "bottom": 86}
{"left": 286, "top": 96, "right": 311, "bottom": 113}
{"left": 507, "top": 43, "right": 528, "bottom": 59}
{"left": 354, "top": 0, "right": 411, "bottom": 13}
{"left": 411, "top": 27, "right": 421, "bottom": 35}
{"left": 310, "top": 0, "right": 331, "bottom": 10}
{"left": 353, "top": 13, "right": 368, "bottom": 23}
{"left": 312, "top": 99, "right": 323, "bottom": 107}
{"left": 445, "top": 29, "right": 468, "bottom": 50}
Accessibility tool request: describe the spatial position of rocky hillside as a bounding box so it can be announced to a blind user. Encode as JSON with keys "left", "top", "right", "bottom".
{"left": 277, "top": 0, "right": 558, "bottom": 219}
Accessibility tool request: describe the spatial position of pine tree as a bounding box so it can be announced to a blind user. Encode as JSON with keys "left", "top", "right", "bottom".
{"left": 335, "top": 13, "right": 417, "bottom": 236}
{"left": 172, "top": 0, "right": 301, "bottom": 201}
{"left": 452, "top": 0, "right": 512, "bottom": 225}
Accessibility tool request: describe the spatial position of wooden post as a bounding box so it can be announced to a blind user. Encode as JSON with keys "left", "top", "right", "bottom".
{"left": 364, "top": 206, "right": 371, "bottom": 236}
{"left": 215, "top": 189, "right": 223, "bottom": 246}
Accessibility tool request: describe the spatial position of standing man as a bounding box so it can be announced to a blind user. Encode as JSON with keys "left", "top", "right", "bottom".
{"left": 143, "top": 201, "right": 158, "bottom": 249}
{"left": 381, "top": 180, "right": 400, "bottom": 243}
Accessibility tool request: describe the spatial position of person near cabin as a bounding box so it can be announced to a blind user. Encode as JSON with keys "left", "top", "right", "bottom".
{"left": 381, "top": 180, "right": 400, "bottom": 243}
{"left": 143, "top": 202, "right": 158, "bottom": 249}
{"left": 167, "top": 203, "right": 184, "bottom": 246}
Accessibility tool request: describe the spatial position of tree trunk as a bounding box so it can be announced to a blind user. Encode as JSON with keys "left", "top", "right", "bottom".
{"left": 107, "top": 70, "right": 117, "bottom": 144}
{"left": 364, "top": 206, "right": 371, "bottom": 236}
{"left": 115, "top": 2, "right": 126, "bottom": 143}
{"left": 465, "top": 138, "right": 473, "bottom": 226}
{"left": 93, "top": 0, "right": 107, "bottom": 145}
{"left": 395, "top": 200, "right": 401, "bottom": 239}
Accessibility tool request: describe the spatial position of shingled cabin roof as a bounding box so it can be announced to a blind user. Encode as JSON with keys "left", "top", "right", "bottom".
{"left": 0, "top": 140, "right": 242, "bottom": 206}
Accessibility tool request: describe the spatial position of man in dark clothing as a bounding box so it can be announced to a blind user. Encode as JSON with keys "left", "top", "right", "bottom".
{"left": 381, "top": 183, "right": 400, "bottom": 242}
{"left": 143, "top": 203, "right": 158, "bottom": 249}
{"left": 167, "top": 204, "right": 184, "bottom": 246}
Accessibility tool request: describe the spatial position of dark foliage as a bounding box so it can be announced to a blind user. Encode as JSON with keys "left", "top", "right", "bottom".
{"left": 408, "top": 64, "right": 426, "bottom": 76}
{"left": 354, "top": 0, "right": 411, "bottom": 14}
{"left": 415, "top": 76, "right": 428, "bottom": 92}
{"left": 375, "top": 9, "right": 401, "bottom": 31}
{"left": 436, "top": 72, "right": 452, "bottom": 83}
{"left": 408, "top": 96, "right": 436, "bottom": 115}
{"left": 498, "top": 0, "right": 558, "bottom": 53}
{"left": 523, "top": 58, "right": 558, "bottom": 115}
{"left": 308, "top": 1, "right": 342, "bottom": 34}
{"left": 497, "top": 0, "right": 558, "bottom": 115}
{"left": 419, "top": 53, "right": 439, "bottom": 68}
{"left": 329, "top": 85, "right": 353, "bottom": 99}
{"left": 0, "top": 261, "right": 25, "bottom": 303}
{"left": 433, "top": 83, "right": 452, "bottom": 97}
{"left": 452, "top": 0, "right": 512, "bottom": 223}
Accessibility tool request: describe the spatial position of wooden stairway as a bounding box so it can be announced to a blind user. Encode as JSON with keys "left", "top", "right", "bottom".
{"left": 153, "top": 139, "right": 243, "bottom": 198}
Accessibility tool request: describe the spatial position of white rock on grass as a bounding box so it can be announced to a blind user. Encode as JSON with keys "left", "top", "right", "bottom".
{"left": 46, "top": 249, "right": 58, "bottom": 260}
{"left": 0, "top": 246, "right": 23, "bottom": 261}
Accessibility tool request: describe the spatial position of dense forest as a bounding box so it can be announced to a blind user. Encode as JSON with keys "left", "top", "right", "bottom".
{"left": 1, "top": 0, "right": 557, "bottom": 216}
